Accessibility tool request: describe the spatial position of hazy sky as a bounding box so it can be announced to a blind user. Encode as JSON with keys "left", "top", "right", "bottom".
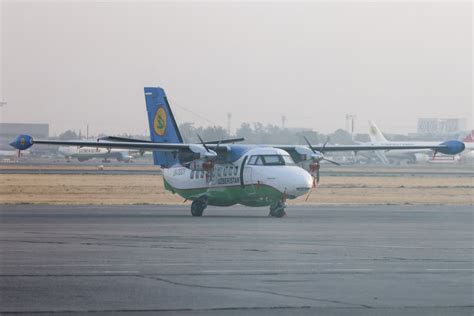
{"left": 1, "top": 1, "right": 472, "bottom": 136}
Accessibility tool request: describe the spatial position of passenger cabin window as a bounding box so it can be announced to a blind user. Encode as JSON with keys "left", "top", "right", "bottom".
{"left": 247, "top": 155, "right": 295, "bottom": 166}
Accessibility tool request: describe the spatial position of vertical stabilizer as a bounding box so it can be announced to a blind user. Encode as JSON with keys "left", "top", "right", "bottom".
{"left": 368, "top": 121, "right": 389, "bottom": 143}
{"left": 462, "top": 130, "right": 474, "bottom": 143}
{"left": 144, "top": 87, "right": 183, "bottom": 167}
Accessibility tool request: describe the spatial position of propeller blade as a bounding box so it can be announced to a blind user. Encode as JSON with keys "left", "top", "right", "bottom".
{"left": 215, "top": 139, "right": 222, "bottom": 151}
{"left": 323, "top": 158, "right": 340, "bottom": 166}
{"left": 305, "top": 176, "right": 317, "bottom": 201}
{"left": 319, "top": 137, "right": 330, "bottom": 153}
{"left": 305, "top": 188, "right": 312, "bottom": 201}
{"left": 213, "top": 139, "right": 223, "bottom": 161}
{"left": 197, "top": 134, "right": 210, "bottom": 152}
{"left": 303, "top": 136, "right": 316, "bottom": 153}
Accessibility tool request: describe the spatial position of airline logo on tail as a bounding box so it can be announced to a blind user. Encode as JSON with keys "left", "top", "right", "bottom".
{"left": 154, "top": 107, "right": 167, "bottom": 136}
{"left": 368, "top": 121, "right": 388, "bottom": 143}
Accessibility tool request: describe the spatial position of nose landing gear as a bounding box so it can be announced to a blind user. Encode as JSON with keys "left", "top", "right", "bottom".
{"left": 269, "top": 201, "right": 286, "bottom": 218}
{"left": 191, "top": 196, "right": 208, "bottom": 217}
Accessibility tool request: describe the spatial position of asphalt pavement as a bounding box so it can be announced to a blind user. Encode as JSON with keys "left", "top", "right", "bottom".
{"left": 0, "top": 204, "right": 472, "bottom": 315}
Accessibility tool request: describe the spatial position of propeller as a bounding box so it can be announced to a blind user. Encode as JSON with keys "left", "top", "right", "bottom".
{"left": 318, "top": 137, "right": 329, "bottom": 153}
{"left": 302, "top": 136, "right": 340, "bottom": 202}
{"left": 197, "top": 134, "right": 211, "bottom": 153}
{"left": 196, "top": 134, "right": 219, "bottom": 180}
{"left": 303, "top": 136, "right": 340, "bottom": 166}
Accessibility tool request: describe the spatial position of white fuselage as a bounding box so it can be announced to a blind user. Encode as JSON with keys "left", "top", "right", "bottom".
{"left": 58, "top": 146, "right": 132, "bottom": 162}
{"left": 364, "top": 139, "right": 461, "bottom": 163}
{"left": 163, "top": 147, "right": 313, "bottom": 202}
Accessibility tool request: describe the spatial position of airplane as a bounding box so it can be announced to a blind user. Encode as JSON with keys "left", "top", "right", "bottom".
{"left": 461, "top": 130, "right": 474, "bottom": 150}
{"left": 367, "top": 121, "right": 461, "bottom": 164}
{"left": 0, "top": 149, "right": 30, "bottom": 161}
{"left": 57, "top": 146, "right": 133, "bottom": 163}
{"left": 9, "top": 87, "right": 465, "bottom": 217}
{"left": 459, "top": 130, "right": 474, "bottom": 163}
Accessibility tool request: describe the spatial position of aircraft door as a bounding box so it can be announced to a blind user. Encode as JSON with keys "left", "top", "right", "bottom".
{"left": 241, "top": 156, "right": 255, "bottom": 194}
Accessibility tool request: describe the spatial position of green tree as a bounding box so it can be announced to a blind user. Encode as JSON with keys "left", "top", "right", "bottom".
{"left": 58, "top": 130, "right": 79, "bottom": 140}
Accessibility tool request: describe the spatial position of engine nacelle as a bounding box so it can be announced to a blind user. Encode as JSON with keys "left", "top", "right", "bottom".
{"left": 294, "top": 146, "right": 324, "bottom": 161}
{"left": 294, "top": 146, "right": 323, "bottom": 177}
{"left": 188, "top": 144, "right": 217, "bottom": 160}
{"left": 188, "top": 158, "right": 215, "bottom": 172}
{"left": 185, "top": 144, "right": 218, "bottom": 171}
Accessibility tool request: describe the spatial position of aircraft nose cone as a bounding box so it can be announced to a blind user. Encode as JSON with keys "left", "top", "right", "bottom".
{"left": 285, "top": 167, "right": 313, "bottom": 197}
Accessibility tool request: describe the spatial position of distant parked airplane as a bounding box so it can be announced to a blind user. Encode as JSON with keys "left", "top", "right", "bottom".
{"left": 367, "top": 121, "right": 461, "bottom": 164}
{"left": 58, "top": 146, "right": 133, "bottom": 163}
{"left": 0, "top": 149, "right": 30, "bottom": 161}
{"left": 460, "top": 130, "right": 474, "bottom": 163}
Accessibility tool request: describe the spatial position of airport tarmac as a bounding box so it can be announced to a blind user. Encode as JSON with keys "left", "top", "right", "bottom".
{"left": 0, "top": 204, "right": 472, "bottom": 315}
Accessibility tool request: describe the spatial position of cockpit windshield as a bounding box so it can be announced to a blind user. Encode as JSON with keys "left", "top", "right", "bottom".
{"left": 247, "top": 155, "right": 295, "bottom": 166}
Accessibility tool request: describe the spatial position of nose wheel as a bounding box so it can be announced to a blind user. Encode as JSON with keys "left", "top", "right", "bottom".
{"left": 269, "top": 201, "right": 286, "bottom": 218}
{"left": 191, "top": 196, "right": 207, "bottom": 217}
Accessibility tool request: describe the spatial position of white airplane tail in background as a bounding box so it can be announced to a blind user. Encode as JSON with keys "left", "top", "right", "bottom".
{"left": 368, "top": 121, "right": 388, "bottom": 143}
{"left": 463, "top": 130, "right": 474, "bottom": 143}
{"left": 461, "top": 130, "right": 474, "bottom": 152}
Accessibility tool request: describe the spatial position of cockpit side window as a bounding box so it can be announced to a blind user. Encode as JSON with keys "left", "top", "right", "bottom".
{"left": 247, "top": 154, "right": 295, "bottom": 166}
{"left": 261, "top": 155, "right": 281, "bottom": 165}
{"left": 248, "top": 155, "right": 257, "bottom": 165}
{"left": 281, "top": 155, "right": 296, "bottom": 166}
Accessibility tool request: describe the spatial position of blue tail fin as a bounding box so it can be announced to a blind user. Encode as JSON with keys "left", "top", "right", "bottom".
{"left": 144, "top": 87, "right": 183, "bottom": 167}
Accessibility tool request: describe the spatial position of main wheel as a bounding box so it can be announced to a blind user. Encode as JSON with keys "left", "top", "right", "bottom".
{"left": 269, "top": 202, "right": 286, "bottom": 218}
{"left": 191, "top": 200, "right": 204, "bottom": 217}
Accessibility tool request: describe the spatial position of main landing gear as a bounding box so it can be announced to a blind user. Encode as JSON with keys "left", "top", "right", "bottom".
{"left": 269, "top": 201, "right": 286, "bottom": 218}
{"left": 191, "top": 196, "right": 208, "bottom": 217}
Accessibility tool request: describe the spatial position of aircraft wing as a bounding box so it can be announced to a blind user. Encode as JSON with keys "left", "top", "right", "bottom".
{"left": 276, "top": 141, "right": 465, "bottom": 155}
{"left": 9, "top": 135, "right": 229, "bottom": 153}
{"left": 10, "top": 135, "right": 465, "bottom": 157}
